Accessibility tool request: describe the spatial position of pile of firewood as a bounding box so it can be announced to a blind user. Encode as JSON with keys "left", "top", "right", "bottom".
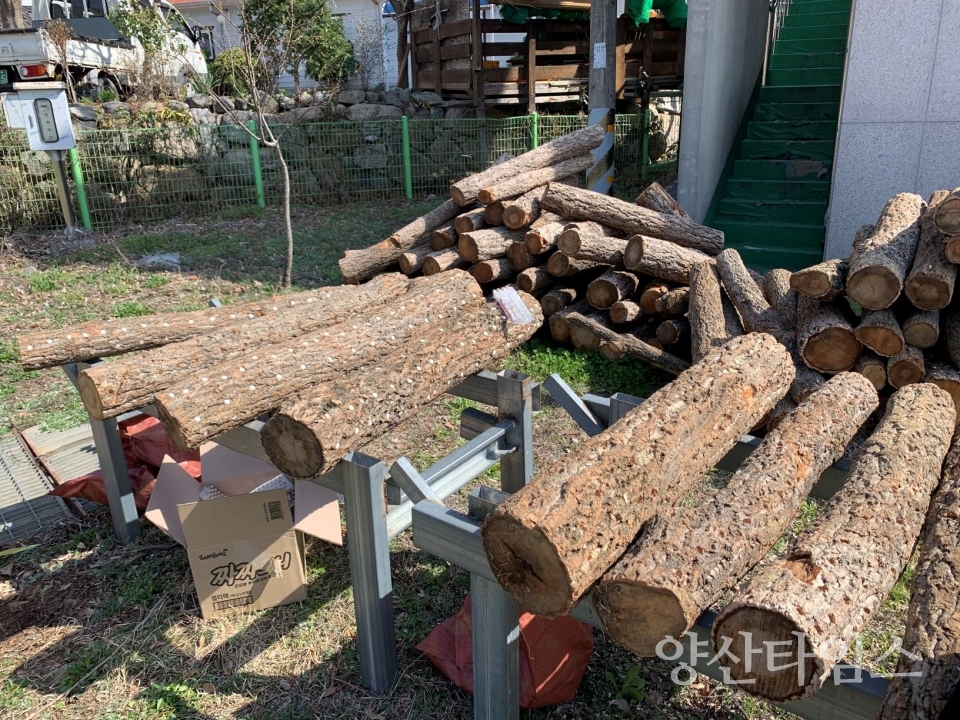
{"left": 17, "top": 270, "right": 542, "bottom": 478}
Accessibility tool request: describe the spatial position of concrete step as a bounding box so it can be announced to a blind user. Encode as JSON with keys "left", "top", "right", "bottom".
{"left": 769, "top": 51, "right": 846, "bottom": 70}
{"left": 782, "top": 11, "right": 850, "bottom": 27}
{"left": 734, "top": 158, "right": 832, "bottom": 181}
{"left": 786, "top": 0, "right": 852, "bottom": 13}
{"left": 773, "top": 37, "right": 848, "bottom": 55}
{"left": 779, "top": 24, "right": 850, "bottom": 41}
{"left": 740, "top": 139, "right": 835, "bottom": 161}
{"left": 767, "top": 66, "right": 844, "bottom": 86}
{"left": 759, "top": 84, "right": 842, "bottom": 103}
{"left": 725, "top": 178, "right": 831, "bottom": 202}
{"left": 719, "top": 198, "right": 829, "bottom": 223}
{"left": 753, "top": 101, "right": 839, "bottom": 122}
{"left": 747, "top": 120, "right": 838, "bottom": 141}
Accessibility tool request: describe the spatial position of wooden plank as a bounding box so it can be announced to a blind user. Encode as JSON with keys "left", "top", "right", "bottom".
{"left": 439, "top": 18, "right": 473, "bottom": 39}
{"left": 412, "top": 27, "right": 434, "bottom": 43}
{"left": 416, "top": 43, "right": 472, "bottom": 63}
{"left": 615, "top": 17, "right": 627, "bottom": 99}
{"left": 472, "top": 0, "right": 483, "bottom": 111}
{"left": 480, "top": 19, "right": 527, "bottom": 34}
{"left": 483, "top": 64, "right": 589, "bottom": 83}
{"left": 432, "top": 28, "right": 443, "bottom": 97}
{"left": 527, "top": 35, "right": 537, "bottom": 113}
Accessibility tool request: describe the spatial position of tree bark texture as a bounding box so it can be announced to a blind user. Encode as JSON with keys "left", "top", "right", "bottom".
{"left": 654, "top": 287, "right": 690, "bottom": 318}
{"left": 711, "top": 384, "right": 955, "bottom": 702}
{"left": 878, "top": 432, "right": 960, "bottom": 719}
{"left": 482, "top": 334, "right": 790, "bottom": 617}
{"left": 478, "top": 155, "right": 592, "bottom": 205}
{"left": 76, "top": 274, "right": 410, "bottom": 420}
{"left": 472, "top": 258, "right": 514, "bottom": 285}
{"left": 762, "top": 269, "right": 798, "bottom": 331}
{"left": 567, "top": 313, "right": 690, "bottom": 375}
{"left": 635, "top": 181, "right": 688, "bottom": 217}
{"left": 597, "top": 372, "right": 878, "bottom": 656}
{"left": 557, "top": 228, "right": 628, "bottom": 266}
{"left": 926, "top": 359, "right": 960, "bottom": 425}
{"left": 905, "top": 191, "right": 956, "bottom": 310}
{"left": 260, "top": 293, "right": 543, "bottom": 478}
{"left": 429, "top": 220, "right": 458, "bottom": 251}
{"left": 484, "top": 201, "right": 506, "bottom": 227}
{"left": 423, "top": 248, "right": 469, "bottom": 275}
{"left": 624, "top": 235, "right": 713, "bottom": 284}
{"left": 789, "top": 258, "right": 848, "bottom": 301}
{"left": 450, "top": 125, "right": 604, "bottom": 205}
{"left": 846, "top": 193, "right": 924, "bottom": 310}
{"left": 854, "top": 351, "right": 887, "bottom": 391}
{"left": 933, "top": 186, "right": 960, "bottom": 236}
{"left": 888, "top": 345, "right": 926, "bottom": 388}
{"left": 766, "top": 396, "right": 797, "bottom": 431}
{"left": 854, "top": 308, "right": 904, "bottom": 357}
{"left": 640, "top": 280, "right": 672, "bottom": 315}
{"left": 540, "top": 287, "right": 577, "bottom": 317}
{"left": 454, "top": 207, "right": 487, "bottom": 234}
{"left": 548, "top": 299, "right": 591, "bottom": 342}
{"left": 796, "top": 297, "right": 861, "bottom": 373}
{"left": 587, "top": 270, "right": 640, "bottom": 310}
{"left": 656, "top": 318, "right": 689, "bottom": 346}
{"left": 154, "top": 272, "right": 484, "bottom": 449}
{"left": 547, "top": 253, "right": 604, "bottom": 278}
{"left": 540, "top": 183, "right": 725, "bottom": 255}
{"left": 902, "top": 308, "right": 940, "bottom": 349}
{"left": 340, "top": 237, "right": 424, "bottom": 284}
{"left": 689, "top": 261, "right": 742, "bottom": 364}
{"left": 610, "top": 300, "right": 641, "bottom": 324}
{"left": 459, "top": 227, "right": 525, "bottom": 263}
{"left": 515, "top": 266, "right": 554, "bottom": 296}
{"left": 399, "top": 244, "right": 435, "bottom": 275}
{"left": 524, "top": 221, "right": 565, "bottom": 255}
{"left": 598, "top": 321, "right": 659, "bottom": 361}
{"left": 387, "top": 199, "right": 464, "bottom": 248}
{"left": 568, "top": 310, "right": 608, "bottom": 351}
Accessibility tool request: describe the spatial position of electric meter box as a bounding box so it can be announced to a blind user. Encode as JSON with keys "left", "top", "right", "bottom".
{"left": 11, "top": 82, "right": 76, "bottom": 152}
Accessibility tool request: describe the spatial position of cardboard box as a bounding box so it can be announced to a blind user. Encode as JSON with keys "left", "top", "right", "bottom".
{"left": 145, "top": 443, "right": 342, "bottom": 618}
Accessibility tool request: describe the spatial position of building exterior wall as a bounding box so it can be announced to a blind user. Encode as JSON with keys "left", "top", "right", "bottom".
{"left": 824, "top": 0, "right": 960, "bottom": 258}
{"left": 676, "top": 0, "right": 769, "bottom": 222}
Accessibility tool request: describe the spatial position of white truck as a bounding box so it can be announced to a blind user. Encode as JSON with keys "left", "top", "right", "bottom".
{"left": 0, "top": 0, "right": 212, "bottom": 98}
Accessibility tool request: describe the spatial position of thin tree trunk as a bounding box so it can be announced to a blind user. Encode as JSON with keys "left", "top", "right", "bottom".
{"left": 274, "top": 144, "right": 294, "bottom": 288}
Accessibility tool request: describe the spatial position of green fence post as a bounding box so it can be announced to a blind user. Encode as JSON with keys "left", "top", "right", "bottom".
{"left": 401, "top": 116, "right": 413, "bottom": 200}
{"left": 248, "top": 119, "right": 266, "bottom": 209}
{"left": 67, "top": 148, "right": 92, "bottom": 231}
{"left": 640, "top": 107, "right": 651, "bottom": 182}
{"left": 530, "top": 112, "right": 539, "bottom": 150}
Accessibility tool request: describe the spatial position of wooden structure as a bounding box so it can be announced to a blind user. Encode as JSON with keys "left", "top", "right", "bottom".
{"left": 410, "top": 15, "right": 685, "bottom": 108}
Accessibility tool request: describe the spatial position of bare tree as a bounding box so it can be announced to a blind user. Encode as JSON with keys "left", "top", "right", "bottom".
{"left": 0, "top": 0, "right": 27, "bottom": 29}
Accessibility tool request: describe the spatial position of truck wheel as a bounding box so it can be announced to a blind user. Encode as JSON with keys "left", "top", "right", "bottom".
{"left": 79, "top": 75, "right": 121, "bottom": 102}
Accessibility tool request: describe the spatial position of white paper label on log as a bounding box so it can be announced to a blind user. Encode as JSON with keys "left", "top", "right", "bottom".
{"left": 593, "top": 43, "right": 607, "bottom": 69}
{"left": 493, "top": 287, "right": 536, "bottom": 325}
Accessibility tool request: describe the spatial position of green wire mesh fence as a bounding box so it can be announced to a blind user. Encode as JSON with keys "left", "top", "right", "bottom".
{"left": 0, "top": 103, "right": 679, "bottom": 236}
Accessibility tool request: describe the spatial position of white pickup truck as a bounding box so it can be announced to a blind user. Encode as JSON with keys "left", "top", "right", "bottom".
{"left": 0, "top": 0, "right": 212, "bottom": 98}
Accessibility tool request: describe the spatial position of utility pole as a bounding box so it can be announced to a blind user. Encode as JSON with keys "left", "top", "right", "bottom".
{"left": 587, "top": 0, "right": 617, "bottom": 194}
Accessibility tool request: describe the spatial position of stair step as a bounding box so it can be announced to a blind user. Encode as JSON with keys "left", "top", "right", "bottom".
{"left": 711, "top": 220, "right": 826, "bottom": 270}
{"left": 783, "top": 11, "right": 850, "bottom": 27}
{"left": 725, "top": 179, "right": 831, "bottom": 202}
{"left": 747, "top": 120, "right": 837, "bottom": 141}
{"left": 734, "top": 159, "right": 832, "bottom": 181}
{"left": 753, "top": 102, "right": 839, "bottom": 122}
{"left": 740, "top": 139, "right": 835, "bottom": 161}
{"left": 767, "top": 67, "right": 844, "bottom": 86}
{"left": 759, "top": 84, "right": 842, "bottom": 103}
{"left": 719, "top": 198, "right": 829, "bottom": 223}
{"left": 786, "top": 0, "right": 851, "bottom": 14}
{"left": 727, "top": 248, "right": 825, "bottom": 274}
{"left": 778, "top": 24, "right": 850, "bottom": 40}
{"left": 769, "top": 52, "right": 846, "bottom": 70}
{"left": 773, "top": 37, "right": 848, "bottom": 55}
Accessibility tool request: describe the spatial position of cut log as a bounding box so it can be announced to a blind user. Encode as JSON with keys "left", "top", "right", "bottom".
{"left": 547, "top": 253, "right": 604, "bottom": 277}
{"left": 711, "top": 383, "right": 955, "bottom": 702}
{"left": 634, "top": 181, "right": 687, "bottom": 217}
{"left": 481, "top": 333, "right": 792, "bottom": 617}
{"left": 888, "top": 345, "right": 926, "bottom": 388}
{"left": 429, "top": 220, "right": 458, "bottom": 251}
{"left": 654, "top": 287, "right": 690, "bottom": 318}
{"left": 529, "top": 210, "right": 561, "bottom": 231}
{"left": 597, "top": 372, "right": 878, "bottom": 656}
{"left": 471, "top": 258, "right": 514, "bottom": 285}
{"left": 516, "top": 266, "right": 554, "bottom": 295}
{"left": 399, "top": 244, "right": 435, "bottom": 275}
{"left": 459, "top": 227, "right": 526, "bottom": 263}
{"left": 423, "top": 248, "right": 469, "bottom": 276}
{"left": 18, "top": 289, "right": 330, "bottom": 371}
{"left": 854, "top": 351, "right": 887, "bottom": 391}
{"left": 598, "top": 321, "right": 659, "bottom": 361}
{"left": 933, "top": 186, "right": 960, "bottom": 235}
{"left": 556, "top": 220, "right": 623, "bottom": 254}
{"left": 796, "top": 297, "right": 861, "bottom": 373}
{"left": 567, "top": 313, "right": 691, "bottom": 375}
{"left": 548, "top": 299, "right": 591, "bottom": 342}
{"left": 155, "top": 272, "right": 485, "bottom": 450}
{"left": 846, "top": 193, "right": 924, "bottom": 310}
{"left": 689, "top": 261, "right": 742, "bottom": 364}
{"left": 502, "top": 186, "right": 544, "bottom": 230}
{"left": 557, "top": 226, "right": 628, "bottom": 266}
{"left": 639, "top": 281, "right": 671, "bottom": 315}
{"left": 789, "top": 257, "right": 849, "bottom": 301}
{"left": 261, "top": 293, "right": 543, "bottom": 478}
{"left": 540, "top": 183, "right": 725, "bottom": 255}
{"left": 524, "top": 221, "right": 565, "bottom": 255}
{"left": 77, "top": 274, "right": 411, "bottom": 420}
{"left": 454, "top": 207, "right": 487, "bottom": 235}
{"left": 587, "top": 270, "right": 641, "bottom": 310}
{"left": 569, "top": 310, "right": 608, "bottom": 350}
{"left": 944, "top": 234, "right": 960, "bottom": 265}
{"left": 483, "top": 201, "right": 506, "bottom": 227}
{"left": 766, "top": 396, "right": 797, "bottom": 431}
{"left": 762, "top": 269, "right": 798, "bottom": 331}
{"left": 946, "top": 305, "right": 960, "bottom": 367}
{"left": 901, "top": 308, "right": 939, "bottom": 349}
{"left": 656, "top": 318, "right": 689, "bottom": 346}
{"left": 623, "top": 235, "right": 713, "bottom": 283}
{"left": 926, "top": 359, "right": 960, "bottom": 425}
{"left": 505, "top": 241, "right": 547, "bottom": 273}
{"left": 388, "top": 198, "right": 462, "bottom": 249}
{"left": 854, "top": 308, "right": 904, "bottom": 357}
{"left": 540, "top": 287, "right": 577, "bottom": 317}
{"left": 450, "top": 125, "right": 604, "bottom": 205}
{"left": 878, "top": 431, "right": 960, "bottom": 719}
{"left": 610, "top": 300, "right": 641, "bottom": 324}
{"left": 479, "top": 156, "right": 593, "bottom": 205}
{"left": 340, "top": 237, "right": 424, "bottom": 285}
{"left": 905, "top": 190, "right": 956, "bottom": 310}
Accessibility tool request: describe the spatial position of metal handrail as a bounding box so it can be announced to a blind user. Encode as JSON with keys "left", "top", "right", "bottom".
{"left": 761, "top": 0, "right": 792, "bottom": 86}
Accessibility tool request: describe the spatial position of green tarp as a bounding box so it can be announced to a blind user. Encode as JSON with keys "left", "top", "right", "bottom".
{"left": 500, "top": 2, "right": 686, "bottom": 29}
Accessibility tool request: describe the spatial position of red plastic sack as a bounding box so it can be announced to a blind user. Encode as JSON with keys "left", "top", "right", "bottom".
{"left": 417, "top": 594, "right": 594, "bottom": 709}
{"left": 50, "top": 466, "right": 157, "bottom": 511}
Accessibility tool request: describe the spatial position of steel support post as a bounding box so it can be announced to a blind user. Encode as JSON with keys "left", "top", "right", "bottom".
{"left": 471, "top": 574, "right": 521, "bottom": 720}
{"left": 496, "top": 370, "right": 534, "bottom": 493}
{"left": 340, "top": 452, "right": 397, "bottom": 693}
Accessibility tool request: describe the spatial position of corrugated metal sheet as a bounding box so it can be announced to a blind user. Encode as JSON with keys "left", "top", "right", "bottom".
{"left": 0, "top": 435, "right": 69, "bottom": 545}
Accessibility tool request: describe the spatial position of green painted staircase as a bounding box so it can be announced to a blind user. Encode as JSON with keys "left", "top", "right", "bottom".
{"left": 707, "top": 0, "right": 852, "bottom": 272}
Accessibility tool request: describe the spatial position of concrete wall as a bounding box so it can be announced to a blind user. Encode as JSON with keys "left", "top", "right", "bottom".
{"left": 677, "top": 0, "right": 769, "bottom": 222}
{"left": 824, "top": 0, "right": 960, "bottom": 258}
